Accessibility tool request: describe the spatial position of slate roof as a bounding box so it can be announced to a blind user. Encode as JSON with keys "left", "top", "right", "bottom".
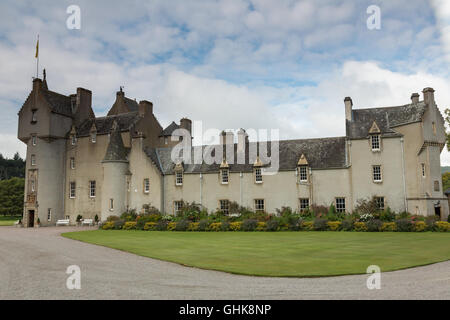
{"left": 144, "top": 137, "right": 347, "bottom": 175}
{"left": 103, "top": 122, "right": 129, "bottom": 162}
{"left": 77, "top": 112, "right": 141, "bottom": 137}
{"left": 41, "top": 90, "right": 73, "bottom": 117}
{"left": 123, "top": 97, "right": 139, "bottom": 112}
{"left": 160, "top": 121, "right": 180, "bottom": 136}
{"left": 347, "top": 102, "right": 427, "bottom": 139}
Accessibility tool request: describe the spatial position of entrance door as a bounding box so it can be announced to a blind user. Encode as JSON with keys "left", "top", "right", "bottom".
{"left": 28, "top": 210, "right": 35, "bottom": 227}
{"left": 434, "top": 206, "right": 441, "bottom": 220}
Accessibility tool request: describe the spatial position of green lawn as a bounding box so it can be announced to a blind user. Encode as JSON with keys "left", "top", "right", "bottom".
{"left": 62, "top": 230, "right": 450, "bottom": 277}
{"left": 0, "top": 215, "right": 21, "bottom": 226}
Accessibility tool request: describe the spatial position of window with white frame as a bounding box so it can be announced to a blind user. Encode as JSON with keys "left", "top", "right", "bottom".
{"left": 375, "top": 197, "right": 385, "bottom": 211}
{"left": 371, "top": 135, "right": 380, "bottom": 151}
{"left": 176, "top": 171, "right": 183, "bottom": 185}
{"left": 47, "top": 208, "right": 52, "bottom": 221}
{"left": 174, "top": 201, "right": 183, "bottom": 215}
{"left": 255, "top": 168, "right": 263, "bottom": 183}
{"left": 31, "top": 154, "right": 36, "bottom": 166}
{"left": 373, "top": 165, "right": 382, "bottom": 182}
{"left": 89, "top": 180, "right": 96, "bottom": 198}
{"left": 221, "top": 169, "right": 229, "bottom": 184}
{"left": 336, "top": 198, "right": 346, "bottom": 213}
{"left": 421, "top": 163, "right": 425, "bottom": 177}
{"left": 70, "top": 157, "right": 75, "bottom": 169}
{"left": 144, "top": 178, "right": 150, "bottom": 193}
{"left": 299, "top": 198, "right": 309, "bottom": 212}
{"left": 32, "top": 135, "right": 37, "bottom": 146}
{"left": 220, "top": 200, "right": 230, "bottom": 215}
{"left": 298, "top": 166, "right": 308, "bottom": 182}
{"left": 69, "top": 182, "right": 76, "bottom": 198}
{"left": 254, "top": 199, "right": 265, "bottom": 212}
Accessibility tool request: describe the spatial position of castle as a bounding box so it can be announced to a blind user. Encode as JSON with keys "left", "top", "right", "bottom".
{"left": 18, "top": 73, "right": 449, "bottom": 227}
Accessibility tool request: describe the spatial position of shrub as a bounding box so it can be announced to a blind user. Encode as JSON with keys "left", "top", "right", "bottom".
{"left": 310, "top": 204, "right": 328, "bottom": 217}
{"left": 396, "top": 211, "right": 411, "bottom": 220}
{"left": 359, "top": 213, "right": 374, "bottom": 222}
{"left": 155, "top": 220, "right": 168, "bottom": 231}
{"left": 144, "top": 222, "right": 157, "bottom": 231}
{"left": 242, "top": 219, "right": 258, "bottom": 231}
{"left": 162, "top": 215, "right": 174, "bottom": 222}
{"left": 102, "top": 221, "right": 114, "bottom": 230}
{"left": 142, "top": 204, "right": 161, "bottom": 215}
{"left": 188, "top": 222, "right": 199, "bottom": 231}
{"left": 354, "top": 222, "right": 367, "bottom": 232}
{"left": 327, "top": 221, "right": 342, "bottom": 231}
{"left": 198, "top": 219, "right": 209, "bottom": 231}
{"left": 107, "top": 215, "right": 120, "bottom": 222}
{"left": 113, "top": 219, "right": 125, "bottom": 230}
{"left": 174, "top": 220, "right": 189, "bottom": 231}
{"left": 380, "top": 207, "right": 395, "bottom": 222}
{"left": 120, "top": 209, "right": 138, "bottom": 221}
{"left": 341, "top": 219, "right": 353, "bottom": 231}
{"left": 396, "top": 219, "right": 413, "bottom": 232}
{"left": 229, "top": 222, "right": 242, "bottom": 231}
{"left": 381, "top": 222, "right": 396, "bottom": 232}
{"left": 425, "top": 215, "right": 439, "bottom": 230}
{"left": 123, "top": 221, "right": 137, "bottom": 230}
{"left": 266, "top": 220, "right": 279, "bottom": 231}
{"left": 136, "top": 215, "right": 156, "bottom": 230}
{"left": 413, "top": 221, "right": 427, "bottom": 232}
{"left": 354, "top": 197, "right": 379, "bottom": 216}
{"left": 256, "top": 222, "right": 266, "bottom": 231}
{"left": 301, "top": 221, "right": 314, "bottom": 231}
{"left": 220, "top": 221, "right": 230, "bottom": 231}
{"left": 313, "top": 218, "right": 328, "bottom": 231}
{"left": 448, "top": 215, "right": 450, "bottom": 223}
{"left": 434, "top": 221, "right": 450, "bottom": 232}
{"left": 366, "top": 219, "right": 383, "bottom": 232}
{"left": 209, "top": 222, "right": 222, "bottom": 231}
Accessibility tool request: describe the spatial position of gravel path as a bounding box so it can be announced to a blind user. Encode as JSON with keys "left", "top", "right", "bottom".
{"left": 0, "top": 226, "right": 449, "bottom": 300}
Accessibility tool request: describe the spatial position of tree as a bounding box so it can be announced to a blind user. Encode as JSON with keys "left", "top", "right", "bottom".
{"left": 445, "top": 109, "right": 450, "bottom": 150}
{"left": 442, "top": 172, "right": 450, "bottom": 192}
{"left": 0, "top": 177, "right": 24, "bottom": 216}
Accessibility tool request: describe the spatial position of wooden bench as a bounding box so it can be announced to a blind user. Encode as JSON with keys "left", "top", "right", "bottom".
{"left": 56, "top": 219, "right": 70, "bottom": 226}
{"left": 81, "top": 219, "right": 94, "bottom": 226}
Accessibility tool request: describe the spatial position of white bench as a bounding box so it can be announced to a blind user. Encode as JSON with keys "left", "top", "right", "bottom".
{"left": 56, "top": 219, "right": 70, "bottom": 226}
{"left": 81, "top": 219, "right": 94, "bottom": 226}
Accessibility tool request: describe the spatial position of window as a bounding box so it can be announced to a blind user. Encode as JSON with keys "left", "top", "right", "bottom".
{"left": 371, "top": 135, "right": 380, "bottom": 151}
{"left": 47, "top": 208, "right": 52, "bottom": 221}
{"left": 110, "top": 199, "right": 114, "bottom": 211}
{"left": 32, "top": 135, "right": 37, "bottom": 146}
{"left": 69, "top": 182, "right": 76, "bottom": 198}
{"left": 434, "top": 180, "right": 440, "bottom": 192}
{"left": 176, "top": 171, "right": 183, "bottom": 186}
{"left": 31, "top": 110, "right": 37, "bottom": 123}
{"left": 421, "top": 163, "right": 425, "bottom": 177}
{"left": 31, "top": 180, "right": 35, "bottom": 192}
{"left": 375, "top": 197, "right": 385, "bottom": 211}
{"left": 91, "top": 133, "right": 97, "bottom": 143}
{"left": 71, "top": 135, "right": 77, "bottom": 145}
{"left": 31, "top": 154, "right": 36, "bottom": 166}
{"left": 298, "top": 166, "right": 308, "bottom": 182}
{"left": 127, "top": 179, "right": 130, "bottom": 192}
{"left": 221, "top": 169, "right": 229, "bottom": 184}
{"left": 299, "top": 198, "right": 309, "bottom": 212}
{"left": 70, "top": 157, "right": 75, "bottom": 169}
{"left": 89, "top": 180, "right": 96, "bottom": 198}
{"left": 254, "top": 199, "right": 265, "bottom": 212}
{"left": 255, "top": 168, "right": 263, "bottom": 183}
{"left": 219, "top": 200, "right": 230, "bottom": 215}
{"left": 164, "top": 137, "right": 168, "bottom": 145}
{"left": 373, "top": 165, "right": 382, "bottom": 182}
{"left": 336, "top": 198, "right": 346, "bottom": 213}
{"left": 144, "top": 178, "right": 150, "bottom": 193}
{"left": 174, "top": 201, "right": 183, "bottom": 215}
{"left": 432, "top": 122, "right": 436, "bottom": 135}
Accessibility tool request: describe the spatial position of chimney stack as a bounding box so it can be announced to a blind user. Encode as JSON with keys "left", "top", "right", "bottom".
{"left": 422, "top": 87, "right": 435, "bottom": 106}
{"left": 138, "top": 100, "right": 153, "bottom": 116}
{"left": 411, "top": 93, "right": 419, "bottom": 104}
{"left": 344, "top": 97, "right": 353, "bottom": 121}
{"left": 220, "top": 131, "right": 234, "bottom": 145}
{"left": 237, "top": 128, "right": 248, "bottom": 153}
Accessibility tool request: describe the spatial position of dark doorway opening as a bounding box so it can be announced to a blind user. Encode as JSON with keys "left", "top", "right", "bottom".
{"left": 28, "top": 210, "right": 35, "bottom": 227}
{"left": 434, "top": 206, "right": 441, "bottom": 220}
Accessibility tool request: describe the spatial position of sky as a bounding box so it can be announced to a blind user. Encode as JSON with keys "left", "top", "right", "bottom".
{"left": 0, "top": 0, "right": 450, "bottom": 163}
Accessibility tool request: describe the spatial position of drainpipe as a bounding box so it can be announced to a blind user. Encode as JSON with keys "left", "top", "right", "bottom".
{"left": 240, "top": 172, "right": 243, "bottom": 206}
{"left": 199, "top": 173, "right": 203, "bottom": 206}
{"left": 400, "top": 137, "right": 408, "bottom": 212}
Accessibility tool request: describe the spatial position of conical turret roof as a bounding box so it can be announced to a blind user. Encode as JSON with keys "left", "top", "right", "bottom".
{"left": 103, "top": 121, "right": 128, "bottom": 162}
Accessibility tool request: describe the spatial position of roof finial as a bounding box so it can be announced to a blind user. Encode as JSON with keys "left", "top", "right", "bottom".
{"left": 43, "top": 68, "right": 46, "bottom": 81}
{"left": 120, "top": 86, "right": 124, "bottom": 92}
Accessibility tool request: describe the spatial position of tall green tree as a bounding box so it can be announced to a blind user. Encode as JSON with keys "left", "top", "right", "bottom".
{"left": 0, "top": 177, "right": 24, "bottom": 216}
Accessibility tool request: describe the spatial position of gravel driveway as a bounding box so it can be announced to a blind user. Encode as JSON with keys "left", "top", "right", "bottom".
{"left": 0, "top": 226, "right": 449, "bottom": 300}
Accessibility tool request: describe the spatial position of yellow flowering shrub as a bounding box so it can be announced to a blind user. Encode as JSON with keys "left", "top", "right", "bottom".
{"left": 256, "top": 222, "right": 267, "bottom": 231}
{"left": 354, "top": 222, "right": 367, "bottom": 232}
{"left": 381, "top": 222, "right": 397, "bottom": 232}
{"left": 188, "top": 222, "right": 199, "bottom": 231}
{"left": 413, "top": 221, "right": 427, "bottom": 232}
{"left": 144, "top": 222, "right": 157, "bottom": 231}
{"left": 101, "top": 221, "right": 114, "bottom": 230}
{"left": 229, "top": 222, "right": 242, "bottom": 231}
{"left": 209, "top": 222, "right": 222, "bottom": 231}
{"left": 435, "top": 221, "right": 450, "bottom": 232}
{"left": 327, "top": 221, "right": 342, "bottom": 231}
{"left": 301, "top": 221, "right": 314, "bottom": 231}
{"left": 123, "top": 221, "right": 137, "bottom": 230}
{"left": 167, "top": 222, "right": 176, "bottom": 231}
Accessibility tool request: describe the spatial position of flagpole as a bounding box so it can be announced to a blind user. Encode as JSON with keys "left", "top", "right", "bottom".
{"left": 36, "top": 34, "right": 39, "bottom": 78}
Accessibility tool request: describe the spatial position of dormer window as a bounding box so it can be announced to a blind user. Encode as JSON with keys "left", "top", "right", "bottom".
{"left": 254, "top": 168, "right": 263, "bottom": 183}
{"left": 176, "top": 170, "right": 183, "bottom": 186}
{"left": 298, "top": 166, "right": 308, "bottom": 182}
{"left": 91, "top": 133, "right": 97, "bottom": 143}
{"left": 31, "top": 135, "right": 37, "bottom": 146}
{"left": 71, "top": 135, "right": 77, "bottom": 146}
{"left": 371, "top": 135, "right": 380, "bottom": 151}
{"left": 221, "top": 169, "right": 229, "bottom": 184}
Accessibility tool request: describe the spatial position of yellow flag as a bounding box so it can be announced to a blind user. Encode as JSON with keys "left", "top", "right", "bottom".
{"left": 35, "top": 38, "right": 39, "bottom": 58}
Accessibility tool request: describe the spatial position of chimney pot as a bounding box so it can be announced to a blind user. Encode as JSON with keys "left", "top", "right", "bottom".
{"left": 411, "top": 93, "right": 419, "bottom": 104}
{"left": 422, "top": 87, "right": 435, "bottom": 106}
{"left": 344, "top": 97, "right": 353, "bottom": 121}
